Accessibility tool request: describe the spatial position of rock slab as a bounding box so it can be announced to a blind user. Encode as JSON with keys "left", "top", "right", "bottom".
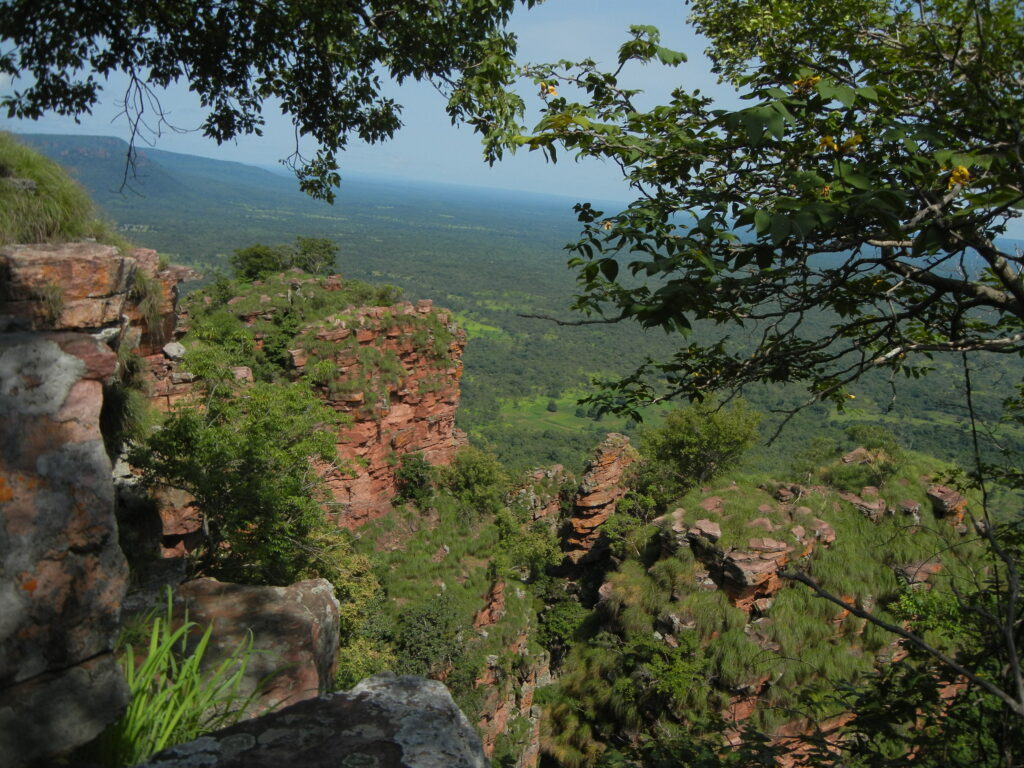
{"left": 0, "top": 331, "right": 129, "bottom": 765}
{"left": 140, "top": 672, "right": 488, "bottom": 768}
{"left": 173, "top": 577, "right": 341, "bottom": 715}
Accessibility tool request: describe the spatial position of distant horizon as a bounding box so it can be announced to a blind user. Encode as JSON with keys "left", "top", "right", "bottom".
{"left": 8, "top": 128, "right": 632, "bottom": 213}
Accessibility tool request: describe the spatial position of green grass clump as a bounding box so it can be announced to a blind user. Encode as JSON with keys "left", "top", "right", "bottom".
{"left": 83, "top": 592, "right": 256, "bottom": 767}
{"left": 0, "top": 132, "right": 126, "bottom": 247}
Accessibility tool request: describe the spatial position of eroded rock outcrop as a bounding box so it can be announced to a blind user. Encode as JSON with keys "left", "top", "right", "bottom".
{"left": 145, "top": 279, "right": 468, "bottom": 530}
{"left": 173, "top": 577, "right": 341, "bottom": 715}
{"left": 473, "top": 620, "right": 550, "bottom": 768}
{"left": 291, "top": 299, "right": 467, "bottom": 526}
{"left": 140, "top": 672, "right": 488, "bottom": 768}
{"left": 562, "top": 433, "right": 637, "bottom": 565}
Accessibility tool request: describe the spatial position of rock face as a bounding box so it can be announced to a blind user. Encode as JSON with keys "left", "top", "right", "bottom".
{"left": 0, "top": 242, "right": 135, "bottom": 330}
{"left": 474, "top": 627, "right": 550, "bottom": 768}
{"left": 0, "top": 241, "right": 198, "bottom": 764}
{"left": 173, "top": 577, "right": 341, "bottom": 715}
{"left": 144, "top": 281, "right": 467, "bottom": 530}
{"left": 562, "top": 433, "right": 637, "bottom": 565}
{"left": 290, "top": 299, "right": 467, "bottom": 527}
{"left": 926, "top": 484, "right": 968, "bottom": 524}
{"left": 0, "top": 330, "right": 130, "bottom": 764}
{"left": 140, "top": 672, "right": 488, "bottom": 768}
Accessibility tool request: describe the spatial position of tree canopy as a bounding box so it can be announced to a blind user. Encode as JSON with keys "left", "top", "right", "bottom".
{"left": 0, "top": 0, "right": 536, "bottom": 200}
{"left": 491, "top": 0, "right": 1024, "bottom": 422}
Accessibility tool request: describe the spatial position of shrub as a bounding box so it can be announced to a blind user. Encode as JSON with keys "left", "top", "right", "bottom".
{"left": 130, "top": 376, "right": 347, "bottom": 585}
{"left": 393, "top": 590, "right": 465, "bottom": 677}
{"left": 630, "top": 398, "right": 760, "bottom": 512}
{"left": 394, "top": 451, "right": 434, "bottom": 506}
{"left": 439, "top": 445, "right": 509, "bottom": 518}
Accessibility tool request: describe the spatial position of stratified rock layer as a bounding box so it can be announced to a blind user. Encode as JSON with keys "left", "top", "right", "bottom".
{"left": 173, "top": 577, "right": 341, "bottom": 715}
{"left": 140, "top": 672, "right": 488, "bottom": 768}
{"left": 562, "top": 433, "right": 637, "bottom": 565}
{"left": 144, "top": 282, "right": 467, "bottom": 531}
{"left": 0, "top": 331, "right": 129, "bottom": 765}
{"left": 292, "top": 300, "right": 467, "bottom": 526}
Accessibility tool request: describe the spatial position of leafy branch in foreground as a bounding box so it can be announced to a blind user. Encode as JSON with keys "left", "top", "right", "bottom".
{"left": 1, "top": 1, "right": 539, "bottom": 199}
{"left": 489, "top": 1, "right": 1024, "bottom": 421}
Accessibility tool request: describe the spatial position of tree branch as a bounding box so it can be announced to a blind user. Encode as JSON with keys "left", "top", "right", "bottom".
{"left": 781, "top": 570, "right": 1024, "bottom": 717}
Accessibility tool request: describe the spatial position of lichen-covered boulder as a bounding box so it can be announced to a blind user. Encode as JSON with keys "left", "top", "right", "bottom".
{"left": 140, "top": 673, "right": 488, "bottom": 768}
{"left": 173, "top": 577, "right": 341, "bottom": 715}
{"left": 0, "top": 331, "right": 129, "bottom": 765}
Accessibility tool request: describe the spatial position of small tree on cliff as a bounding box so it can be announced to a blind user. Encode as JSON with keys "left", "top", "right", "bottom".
{"left": 625, "top": 398, "right": 760, "bottom": 517}
{"left": 0, "top": 0, "right": 538, "bottom": 199}
{"left": 131, "top": 345, "right": 350, "bottom": 586}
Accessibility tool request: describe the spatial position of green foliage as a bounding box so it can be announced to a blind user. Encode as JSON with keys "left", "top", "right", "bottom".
{"left": 229, "top": 244, "right": 286, "bottom": 281}
{"left": 100, "top": 345, "right": 155, "bottom": 456}
{"left": 333, "top": 635, "right": 397, "bottom": 692}
{"left": 1, "top": 2, "right": 540, "bottom": 199}
{"left": 0, "top": 132, "right": 123, "bottom": 246}
{"left": 629, "top": 399, "right": 760, "bottom": 513}
{"left": 492, "top": 509, "right": 560, "bottom": 582}
{"left": 439, "top": 445, "right": 509, "bottom": 519}
{"left": 484, "top": 1, "right": 1024, "bottom": 423}
{"left": 131, "top": 375, "right": 347, "bottom": 585}
{"left": 394, "top": 451, "right": 434, "bottom": 507}
{"left": 393, "top": 590, "right": 466, "bottom": 678}
{"left": 85, "top": 591, "right": 255, "bottom": 767}
{"left": 229, "top": 237, "right": 339, "bottom": 280}
{"left": 132, "top": 268, "right": 166, "bottom": 343}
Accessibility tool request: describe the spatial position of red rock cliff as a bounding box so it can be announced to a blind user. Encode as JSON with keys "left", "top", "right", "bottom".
{"left": 289, "top": 298, "right": 467, "bottom": 527}
{"left": 143, "top": 275, "right": 467, "bottom": 530}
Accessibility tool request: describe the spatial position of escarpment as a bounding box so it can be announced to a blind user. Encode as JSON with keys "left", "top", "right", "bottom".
{"left": 144, "top": 272, "right": 467, "bottom": 534}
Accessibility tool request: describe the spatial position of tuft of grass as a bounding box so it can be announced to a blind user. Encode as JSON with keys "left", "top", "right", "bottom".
{"left": 83, "top": 590, "right": 257, "bottom": 767}
{"left": 34, "top": 282, "right": 64, "bottom": 325}
{"left": 132, "top": 268, "right": 166, "bottom": 344}
{"left": 0, "top": 132, "right": 128, "bottom": 247}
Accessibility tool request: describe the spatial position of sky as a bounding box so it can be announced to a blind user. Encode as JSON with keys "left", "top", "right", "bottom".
{"left": 0, "top": 0, "right": 727, "bottom": 202}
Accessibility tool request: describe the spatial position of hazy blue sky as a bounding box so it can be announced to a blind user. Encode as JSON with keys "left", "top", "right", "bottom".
{"left": 1, "top": 0, "right": 728, "bottom": 201}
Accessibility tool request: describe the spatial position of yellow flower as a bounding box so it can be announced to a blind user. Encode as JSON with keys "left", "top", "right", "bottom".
{"left": 793, "top": 75, "right": 821, "bottom": 92}
{"left": 846, "top": 393, "right": 857, "bottom": 399}
{"left": 840, "top": 134, "right": 863, "bottom": 153}
{"left": 948, "top": 165, "right": 970, "bottom": 189}
{"left": 539, "top": 82, "right": 557, "bottom": 97}
{"left": 601, "top": 220, "right": 613, "bottom": 231}
{"left": 820, "top": 184, "right": 831, "bottom": 198}
{"left": 818, "top": 135, "right": 838, "bottom": 152}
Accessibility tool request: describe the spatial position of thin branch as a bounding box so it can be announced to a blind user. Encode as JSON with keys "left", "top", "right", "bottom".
{"left": 781, "top": 570, "right": 1024, "bottom": 717}
{"left": 518, "top": 311, "right": 625, "bottom": 326}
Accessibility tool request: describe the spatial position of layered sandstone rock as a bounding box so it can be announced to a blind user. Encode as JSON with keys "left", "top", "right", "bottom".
{"left": 142, "top": 276, "right": 466, "bottom": 533}
{"left": 290, "top": 299, "right": 467, "bottom": 526}
{"left": 474, "top": 625, "right": 550, "bottom": 768}
{"left": 173, "top": 577, "right": 340, "bottom": 715}
{"left": 0, "top": 242, "right": 134, "bottom": 330}
{"left": 0, "top": 331, "right": 129, "bottom": 765}
{"left": 140, "top": 672, "right": 488, "bottom": 768}
{"left": 562, "top": 433, "right": 637, "bottom": 565}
